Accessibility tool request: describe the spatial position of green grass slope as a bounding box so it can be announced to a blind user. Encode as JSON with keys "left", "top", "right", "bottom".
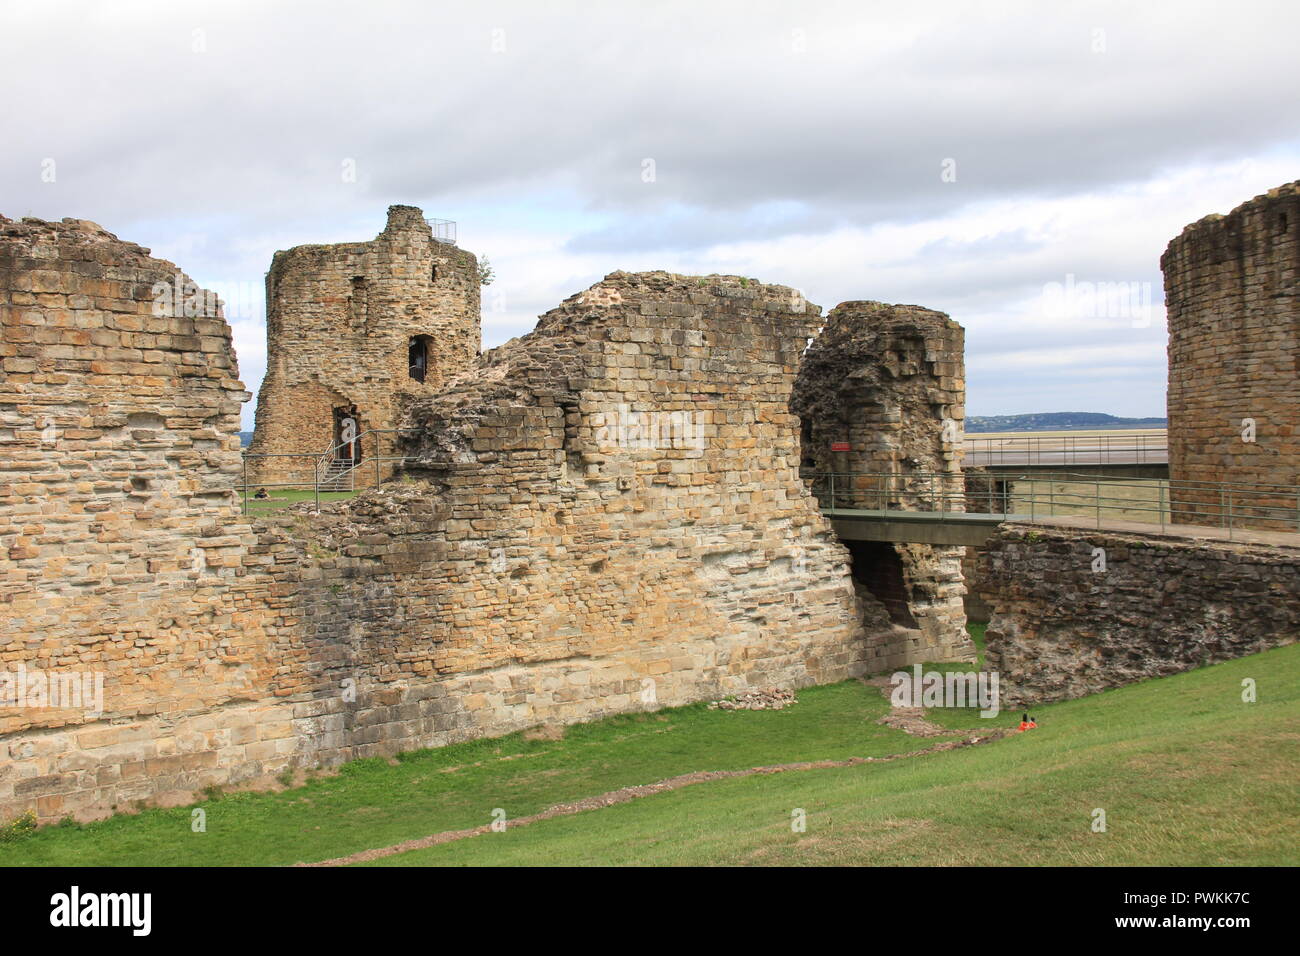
{"left": 374, "top": 644, "right": 1298, "bottom": 866}
{"left": 0, "top": 677, "right": 920, "bottom": 866}
{"left": 2, "top": 641, "right": 1295, "bottom": 867}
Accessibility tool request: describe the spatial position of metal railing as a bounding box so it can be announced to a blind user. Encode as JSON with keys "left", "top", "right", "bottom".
{"left": 962, "top": 431, "right": 1167, "bottom": 467}
{"left": 424, "top": 218, "right": 456, "bottom": 244}
{"left": 809, "top": 471, "right": 1300, "bottom": 538}
{"left": 240, "top": 428, "right": 421, "bottom": 513}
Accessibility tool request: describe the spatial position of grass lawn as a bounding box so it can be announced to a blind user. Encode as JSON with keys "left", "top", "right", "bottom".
{"left": 1008, "top": 476, "right": 1169, "bottom": 523}
{"left": 2, "top": 637, "right": 1294, "bottom": 867}
{"left": 240, "top": 489, "right": 358, "bottom": 513}
{"left": 966, "top": 621, "right": 987, "bottom": 668}
{"left": 0, "top": 674, "right": 924, "bottom": 866}
{"left": 372, "top": 645, "right": 1298, "bottom": 867}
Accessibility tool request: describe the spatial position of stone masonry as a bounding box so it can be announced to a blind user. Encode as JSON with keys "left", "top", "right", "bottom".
{"left": 979, "top": 523, "right": 1300, "bottom": 704}
{"left": 2, "top": 219, "right": 987, "bottom": 823}
{"left": 0, "top": 216, "right": 264, "bottom": 818}
{"left": 792, "top": 302, "right": 974, "bottom": 665}
{"left": 1162, "top": 181, "right": 1299, "bottom": 528}
{"left": 246, "top": 206, "right": 479, "bottom": 488}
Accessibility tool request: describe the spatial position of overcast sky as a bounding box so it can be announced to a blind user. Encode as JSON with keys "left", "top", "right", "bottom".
{"left": 4, "top": 0, "right": 1297, "bottom": 429}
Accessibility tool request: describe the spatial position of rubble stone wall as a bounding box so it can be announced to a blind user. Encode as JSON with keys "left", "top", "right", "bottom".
{"left": 979, "top": 523, "right": 1300, "bottom": 704}
{"left": 1162, "top": 181, "right": 1299, "bottom": 527}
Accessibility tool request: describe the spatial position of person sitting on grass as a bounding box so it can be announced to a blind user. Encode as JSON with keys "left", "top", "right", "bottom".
{"left": 1018, "top": 713, "right": 1037, "bottom": 732}
{"left": 253, "top": 487, "right": 270, "bottom": 500}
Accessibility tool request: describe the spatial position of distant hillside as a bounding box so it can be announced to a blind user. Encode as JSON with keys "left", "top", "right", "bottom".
{"left": 965, "top": 412, "right": 1166, "bottom": 433}
{"left": 240, "top": 418, "right": 1167, "bottom": 443}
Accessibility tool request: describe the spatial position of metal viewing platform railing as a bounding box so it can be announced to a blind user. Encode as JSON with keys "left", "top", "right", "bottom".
{"left": 424, "top": 218, "right": 456, "bottom": 244}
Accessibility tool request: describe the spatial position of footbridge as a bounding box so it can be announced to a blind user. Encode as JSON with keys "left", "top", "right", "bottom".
{"left": 812, "top": 471, "right": 1300, "bottom": 546}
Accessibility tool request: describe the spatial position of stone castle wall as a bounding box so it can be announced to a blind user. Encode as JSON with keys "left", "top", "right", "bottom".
{"left": 5, "top": 222, "right": 978, "bottom": 822}
{"left": 0, "top": 216, "right": 279, "bottom": 818}
{"left": 792, "top": 302, "right": 974, "bottom": 664}
{"left": 246, "top": 206, "right": 479, "bottom": 488}
{"left": 1162, "top": 181, "right": 1299, "bottom": 528}
{"left": 979, "top": 522, "right": 1300, "bottom": 704}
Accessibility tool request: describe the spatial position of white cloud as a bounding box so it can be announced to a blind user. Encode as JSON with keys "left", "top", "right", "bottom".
{"left": 1, "top": 0, "right": 1296, "bottom": 428}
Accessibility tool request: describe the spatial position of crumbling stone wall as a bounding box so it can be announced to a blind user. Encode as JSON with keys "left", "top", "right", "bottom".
{"left": 3, "top": 234, "right": 912, "bottom": 822}
{"left": 792, "top": 301, "right": 974, "bottom": 663}
{"left": 979, "top": 523, "right": 1300, "bottom": 704}
{"left": 244, "top": 273, "right": 891, "bottom": 767}
{"left": 1162, "top": 181, "right": 1299, "bottom": 528}
{"left": 247, "top": 205, "right": 479, "bottom": 487}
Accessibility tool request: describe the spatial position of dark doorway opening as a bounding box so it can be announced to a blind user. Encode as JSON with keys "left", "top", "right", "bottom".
{"left": 333, "top": 405, "right": 361, "bottom": 463}
{"left": 408, "top": 335, "right": 432, "bottom": 383}
{"left": 844, "top": 539, "right": 918, "bottom": 627}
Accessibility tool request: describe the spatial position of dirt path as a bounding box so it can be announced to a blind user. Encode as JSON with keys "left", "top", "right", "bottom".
{"left": 296, "top": 688, "right": 1009, "bottom": 867}
{"left": 859, "top": 675, "right": 969, "bottom": 737}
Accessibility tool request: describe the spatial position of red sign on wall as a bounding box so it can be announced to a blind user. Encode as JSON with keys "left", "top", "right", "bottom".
{"left": 830, "top": 442, "right": 850, "bottom": 452}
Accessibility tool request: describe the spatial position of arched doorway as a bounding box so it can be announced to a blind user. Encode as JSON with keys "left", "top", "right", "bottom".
{"left": 333, "top": 405, "right": 361, "bottom": 463}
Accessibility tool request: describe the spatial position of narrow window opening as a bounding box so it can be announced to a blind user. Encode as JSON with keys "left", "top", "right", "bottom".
{"left": 349, "top": 276, "right": 368, "bottom": 324}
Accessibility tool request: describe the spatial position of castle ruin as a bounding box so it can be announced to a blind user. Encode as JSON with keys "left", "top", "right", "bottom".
{"left": 792, "top": 302, "right": 971, "bottom": 662}
{"left": 0, "top": 211, "right": 972, "bottom": 821}
{"left": 5, "top": 185, "right": 1297, "bottom": 822}
{"left": 975, "top": 180, "right": 1300, "bottom": 704}
{"left": 246, "top": 206, "right": 479, "bottom": 489}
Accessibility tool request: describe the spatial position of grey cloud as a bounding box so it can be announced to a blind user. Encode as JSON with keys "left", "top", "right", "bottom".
{"left": 2, "top": 0, "right": 1295, "bottom": 425}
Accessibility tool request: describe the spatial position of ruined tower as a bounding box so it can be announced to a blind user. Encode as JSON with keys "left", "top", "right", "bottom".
{"left": 791, "top": 301, "right": 974, "bottom": 664}
{"left": 246, "top": 205, "right": 480, "bottom": 487}
{"left": 1162, "top": 181, "right": 1299, "bottom": 528}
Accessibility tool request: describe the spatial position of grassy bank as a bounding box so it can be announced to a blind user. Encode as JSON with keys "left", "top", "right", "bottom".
{"left": 372, "top": 645, "right": 1298, "bottom": 866}
{"left": 2, "top": 638, "right": 1293, "bottom": 867}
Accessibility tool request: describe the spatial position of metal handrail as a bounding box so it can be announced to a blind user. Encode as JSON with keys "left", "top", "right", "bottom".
{"left": 240, "top": 428, "right": 424, "bottom": 513}
{"left": 962, "top": 431, "right": 1169, "bottom": 466}
{"left": 240, "top": 454, "right": 419, "bottom": 514}
{"left": 424, "top": 218, "right": 456, "bottom": 244}
{"left": 808, "top": 470, "right": 1300, "bottom": 536}
{"left": 315, "top": 427, "right": 422, "bottom": 472}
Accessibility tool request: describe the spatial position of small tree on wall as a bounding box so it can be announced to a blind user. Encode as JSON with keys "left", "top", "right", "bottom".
{"left": 477, "top": 255, "right": 495, "bottom": 286}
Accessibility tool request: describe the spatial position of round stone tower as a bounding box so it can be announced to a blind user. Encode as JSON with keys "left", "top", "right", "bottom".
{"left": 247, "top": 205, "right": 480, "bottom": 488}
{"left": 1161, "top": 181, "right": 1298, "bottom": 528}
